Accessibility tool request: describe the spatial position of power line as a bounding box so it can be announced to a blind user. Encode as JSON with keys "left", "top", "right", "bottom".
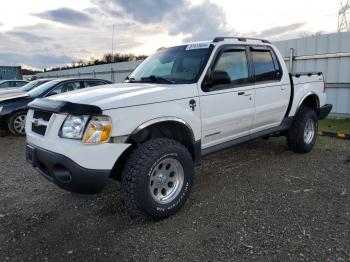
{"left": 338, "top": 0, "right": 350, "bottom": 32}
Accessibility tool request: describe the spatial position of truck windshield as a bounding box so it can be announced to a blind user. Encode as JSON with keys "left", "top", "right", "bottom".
{"left": 128, "top": 44, "right": 213, "bottom": 84}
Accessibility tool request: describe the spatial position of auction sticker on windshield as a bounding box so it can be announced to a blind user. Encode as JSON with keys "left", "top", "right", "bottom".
{"left": 186, "top": 43, "right": 211, "bottom": 50}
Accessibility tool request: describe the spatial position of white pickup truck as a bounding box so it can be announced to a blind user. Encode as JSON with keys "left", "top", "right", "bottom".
{"left": 26, "top": 37, "right": 332, "bottom": 219}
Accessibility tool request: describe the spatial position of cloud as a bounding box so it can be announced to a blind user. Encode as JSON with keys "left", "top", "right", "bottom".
{"left": 32, "top": 7, "right": 93, "bottom": 27}
{"left": 0, "top": 20, "right": 145, "bottom": 69}
{"left": 92, "top": 0, "right": 185, "bottom": 23}
{"left": 249, "top": 23, "right": 306, "bottom": 40}
{"left": 7, "top": 31, "right": 52, "bottom": 43}
{"left": 0, "top": 51, "right": 73, "bottom": 68}
{"left": 168, "top": 1, "right": 234, "bottom": 42}
{"left": 93, "top": 0, "right": 234, "bottom": 42}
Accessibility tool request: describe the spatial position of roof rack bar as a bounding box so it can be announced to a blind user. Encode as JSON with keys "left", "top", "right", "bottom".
{"left": 213, "top": 37, "right": 271, "bottom": 44}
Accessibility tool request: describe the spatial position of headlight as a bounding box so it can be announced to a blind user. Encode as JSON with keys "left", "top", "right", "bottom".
{"left": 0, "top": 106, "right": 3, "bottom": 113}
{"left": 60, "top": 115, "right": 89, "bottom": 139}
{"left": 82, "top": 116, "right": 112, "bottom": 144}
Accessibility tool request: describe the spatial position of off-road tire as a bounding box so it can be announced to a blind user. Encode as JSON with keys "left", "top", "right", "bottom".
{"left": 287, "top": 106, "right": 318, "bottom": 153}
{"left": 8, "top": 111, "right": 27, "bottom": 136}
{"left": 121, "top": 138, "right": 194, "bottom": 220}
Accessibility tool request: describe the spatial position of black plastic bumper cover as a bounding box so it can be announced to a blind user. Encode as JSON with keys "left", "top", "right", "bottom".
{"left": 26, "top": 144, "right": 110, "bottom": 194}
{"left": 318, "top": 104, "right": 332, "bottom": 120}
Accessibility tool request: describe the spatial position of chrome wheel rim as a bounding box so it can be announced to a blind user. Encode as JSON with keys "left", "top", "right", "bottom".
{"left": 13, "top": 114, "right": 26, "bottom": 135}
{"left": 149, "top": 158, "right": 184, "bottom": 204}
{"left": 304, "top": 118, "right": 315, "bottom": 144}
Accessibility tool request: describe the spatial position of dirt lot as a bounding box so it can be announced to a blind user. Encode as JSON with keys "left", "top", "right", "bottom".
{"left": 0, "top": 136, "right": 349, "bottom": 262}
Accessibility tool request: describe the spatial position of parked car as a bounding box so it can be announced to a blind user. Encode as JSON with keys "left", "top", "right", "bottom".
{"left": 26, "top": 37, "right": 332, "bottom": 219}
{"left": 0, "top": 79, "right": 54, "bottom": 99}
{"left": 0, "top": 80, "right": 29, "bottom": 88}
{"left": 0, "top": 78, "right": 111, "bottom": 135}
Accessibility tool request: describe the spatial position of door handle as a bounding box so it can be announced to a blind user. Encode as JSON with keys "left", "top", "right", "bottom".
{"left": 238, "top": 92, "right": 245, "bottom": 96}
{"left": 281, "top": 86, "right": 286, "bottom": 90}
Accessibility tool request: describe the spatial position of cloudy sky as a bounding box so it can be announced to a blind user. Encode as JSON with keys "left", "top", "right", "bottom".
{"left": 0, "top": 0, "right": 341, "bottom": 69}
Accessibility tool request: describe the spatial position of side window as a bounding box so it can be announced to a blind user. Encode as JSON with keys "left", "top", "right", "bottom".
{"left": 47, "top": 81, "right": 80, "bottom": 96}
{"left": 251, "top": 50, "right": 280, "bottom": 82}
{"left": 16, "top": 81, "right": 25, "bottom": 87}
{"left": 213, "top": 50, "right": 249, "bottom": 85}
{"left": 84, "top": 81, "right": 106, "bottom": 88}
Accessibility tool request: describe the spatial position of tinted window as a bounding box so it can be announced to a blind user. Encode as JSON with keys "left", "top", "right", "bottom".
{"left": 15, "top": 81, "right": 27, "bottom": 87}
{"left": 251, "top": 50, "right": 280, "bottom": 82}
{"left": 213, "top": 50, "right": 249, "bottom": 85}
{"left": 84, "top": 80, "right": 107, "bottom": 88}
{"left": 46, "top": 81, "right": 81, "bottom": 96}
{"left": 27, "top": 80, "right": 61, "bottom": 97}
{"left": 0, "top": 81, "right": 11, "bottom": 88}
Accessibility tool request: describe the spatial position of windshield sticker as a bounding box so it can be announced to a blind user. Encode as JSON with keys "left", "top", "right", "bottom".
{"left": 186, "top": 43, "right": 210, "bottom": 50}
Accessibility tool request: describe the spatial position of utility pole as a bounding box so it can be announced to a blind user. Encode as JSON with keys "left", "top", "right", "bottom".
{"left": 111, "top": 24, "right": 115, "bottom": 62}
{"left": 338, "top": 0, "right": 350, "bottom": 32}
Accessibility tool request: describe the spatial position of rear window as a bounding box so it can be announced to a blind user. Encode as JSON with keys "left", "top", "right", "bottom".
{"left": 251, "top": 50, "right": 281, "bottom": 82}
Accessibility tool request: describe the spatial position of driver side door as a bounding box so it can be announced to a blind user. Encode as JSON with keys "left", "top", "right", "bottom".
{"left": 199, "top": 46, "right": 255, "bottom": 149}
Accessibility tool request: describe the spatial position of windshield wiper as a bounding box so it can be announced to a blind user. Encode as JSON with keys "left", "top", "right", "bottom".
{"left": 125, "top": 76, "right": 136, "bottom": 82}
{"left": 140, "top": 75, "right": 176, "bottom": 84}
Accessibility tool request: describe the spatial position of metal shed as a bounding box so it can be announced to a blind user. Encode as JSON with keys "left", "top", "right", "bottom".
{"left": 273, "top": 32, "right": 350, "bottom": 117}
{"left": 0, "top": 66, "right": 22, "bottom": 80}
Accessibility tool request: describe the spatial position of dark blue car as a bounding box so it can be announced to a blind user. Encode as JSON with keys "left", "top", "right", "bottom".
{"left": 0, "top": 78, "right": 111, "bottom": 135}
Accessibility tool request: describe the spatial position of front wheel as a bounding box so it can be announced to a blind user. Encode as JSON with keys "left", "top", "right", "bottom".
{"left": 8, "top": 111, "right": 27, "bottom": 136}
{"left": 121, "top": 138, "right": 194, "bottom": 219}
{"left": 287, "top": 107, "right": 318, "bottom": 153}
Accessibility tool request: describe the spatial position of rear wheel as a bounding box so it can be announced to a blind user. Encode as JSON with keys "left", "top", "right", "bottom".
{"left": 8, "top": 111, "right": 27, "bottom": 136}
{"left": 121, "top": 138, "right": 194, "bottom": 219}
{"left": 287, "top": 107, "right": 318, "bottom": 153}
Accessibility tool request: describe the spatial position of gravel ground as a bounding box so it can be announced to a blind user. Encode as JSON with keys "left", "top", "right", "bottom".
{"left": 0, "top": 136, "right": 349, "bottom": 262}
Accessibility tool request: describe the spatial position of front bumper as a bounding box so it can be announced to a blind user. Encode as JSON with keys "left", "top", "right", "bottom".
{"left": 26, "top": 143, "right": 110, "bottom": 193}
{"left": 318, "top": 104, "right": 332, "bottom": 120}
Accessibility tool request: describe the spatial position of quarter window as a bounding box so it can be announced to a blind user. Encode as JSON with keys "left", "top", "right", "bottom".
{"left": 213, "top": 50, "right": 249, "bottom": 85}
{"left": 251, "top": 50, "right": 281, "bottom": 82}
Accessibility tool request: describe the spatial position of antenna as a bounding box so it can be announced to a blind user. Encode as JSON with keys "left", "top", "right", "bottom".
{"left": 338, "top": 0, "right": 350, "bottom": 32}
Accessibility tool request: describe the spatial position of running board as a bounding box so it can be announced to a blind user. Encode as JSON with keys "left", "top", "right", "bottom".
{"left": 201, "top": 117, "right": 293, "bottom": 157}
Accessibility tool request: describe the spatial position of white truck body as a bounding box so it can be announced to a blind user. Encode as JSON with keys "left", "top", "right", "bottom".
{"left": 25, "top": 37, "right": 332, "bottom": 219}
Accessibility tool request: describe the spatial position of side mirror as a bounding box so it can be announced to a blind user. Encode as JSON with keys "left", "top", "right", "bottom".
{"left": 211, "top": 70, "right": 231, "bottom": 85}
{"left": 204, "top": 70, "right": 231, "bottom": 89}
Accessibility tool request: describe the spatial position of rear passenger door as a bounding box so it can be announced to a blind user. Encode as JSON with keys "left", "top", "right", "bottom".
{"left": 249, "top": 46, "right": 290, "bottom": 133}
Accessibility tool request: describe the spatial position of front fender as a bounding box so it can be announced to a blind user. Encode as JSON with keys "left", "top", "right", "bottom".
{"left": 104, "top": 98, "right": 201, "bottom": 141}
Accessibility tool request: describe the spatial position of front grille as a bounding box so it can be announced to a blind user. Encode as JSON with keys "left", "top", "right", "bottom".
{"left": 31, "top": 110, "right": 52, "bottom": 136}
{"left": 33, "top": 110, "right": 52, "bottom": 121}
{"left": 32, "top": 124, "right": 46, "bottom": 136}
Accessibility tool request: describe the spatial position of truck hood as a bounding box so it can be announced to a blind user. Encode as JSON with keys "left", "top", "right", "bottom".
{"left": 49, "top": 83, "right": 198, "bottom": 110}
